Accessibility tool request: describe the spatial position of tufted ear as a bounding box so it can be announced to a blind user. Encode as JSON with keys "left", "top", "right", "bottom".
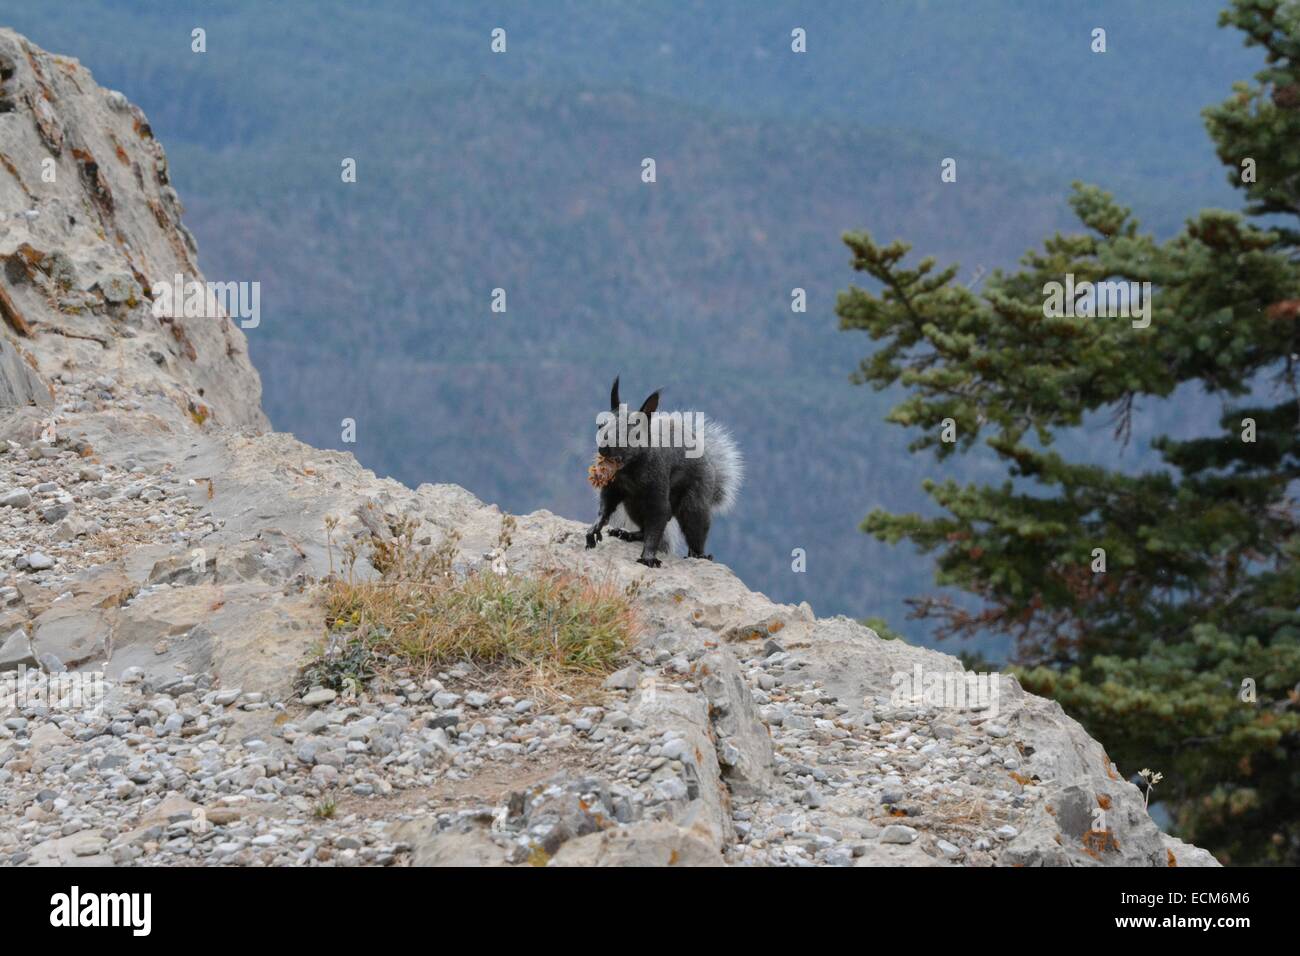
{"left": 639, "top": 389, "right": 661, "bottom": 417}
{"left": 610, "top": 376, "right": 621, "bottom": 412}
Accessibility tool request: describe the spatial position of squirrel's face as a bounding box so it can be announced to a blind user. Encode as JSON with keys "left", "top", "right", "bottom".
{"left": 597, "top": 375, "right": 660, "bottom": 465}
{"left": 596, "top": 434, "right": 631, "bottom": 463}
{"left": 595, "top": 420, "right": 637, "bottom": 464}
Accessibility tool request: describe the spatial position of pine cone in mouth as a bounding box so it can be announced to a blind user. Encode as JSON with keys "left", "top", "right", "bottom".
{"left": 588, "top": 454, "right": 622, "bottom": 488}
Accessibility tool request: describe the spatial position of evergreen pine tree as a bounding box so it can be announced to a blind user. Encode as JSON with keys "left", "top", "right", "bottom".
{"left": 836, "top": 0, "right": 1300, "bottom": 864}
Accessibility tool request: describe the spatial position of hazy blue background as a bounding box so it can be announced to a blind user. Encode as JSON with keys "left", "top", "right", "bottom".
{"left": 0, "top": 1, "right": 1264, "bottom": 657}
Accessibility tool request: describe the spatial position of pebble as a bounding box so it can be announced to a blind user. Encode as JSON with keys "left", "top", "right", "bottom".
{"left": 0, "top": 489, "right": 32, "bottom": 508}
{"left": 880, "top": 824, "right": 919, "bottom": 845}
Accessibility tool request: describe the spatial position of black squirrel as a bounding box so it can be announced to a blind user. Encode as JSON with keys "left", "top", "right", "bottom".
{"left": 585, "top": 376, "right": 743, "bottom": 567}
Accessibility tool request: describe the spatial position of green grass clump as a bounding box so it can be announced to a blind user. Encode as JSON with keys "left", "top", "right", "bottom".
{"left": 307, "top": 514, "right": 637, "bottom": 702}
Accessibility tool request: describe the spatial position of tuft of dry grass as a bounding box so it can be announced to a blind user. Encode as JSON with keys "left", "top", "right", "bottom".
{"left": 306, "top": 513, "right": 638, "bottom": 703}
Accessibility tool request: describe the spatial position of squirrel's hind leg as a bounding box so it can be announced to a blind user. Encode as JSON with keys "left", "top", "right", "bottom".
{"left": 677, "top": 494, "right": 713, "bottom": 560}
{"left": 636, "top": 504, "right": 671, "bottom": 568}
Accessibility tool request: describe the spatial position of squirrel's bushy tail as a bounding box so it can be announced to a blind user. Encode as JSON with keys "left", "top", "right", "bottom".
{"left": 699, "top": 415, "right": 743, "bottom": 514}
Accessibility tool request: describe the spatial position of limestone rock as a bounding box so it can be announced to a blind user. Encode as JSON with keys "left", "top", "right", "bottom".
{"left": 0, "top": 628, "right": 35, "bottom": 671}
{"left": 391, "top": 824, "right": 513, "bottom": 867}
{"left": 0, "top": 27, "right": 268, "bottom": 431}
{"left": 0, "top": 338, "right": 49, "bottom": 408}
{"left": 549, "top": 821, "right": 723, "bottom": 867}
{"left": 698, "top": 650, "right": 776, "bottom": 797}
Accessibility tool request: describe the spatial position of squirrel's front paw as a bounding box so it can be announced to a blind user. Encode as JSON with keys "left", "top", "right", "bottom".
{"left": 585, "top": 528, "right": 602, "bottom": 549}
{"left": 687, "top": 551, "right": 713, "bottom": 561}
{"left": 636, "top": 556, "right": 662, "bottom": 568}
